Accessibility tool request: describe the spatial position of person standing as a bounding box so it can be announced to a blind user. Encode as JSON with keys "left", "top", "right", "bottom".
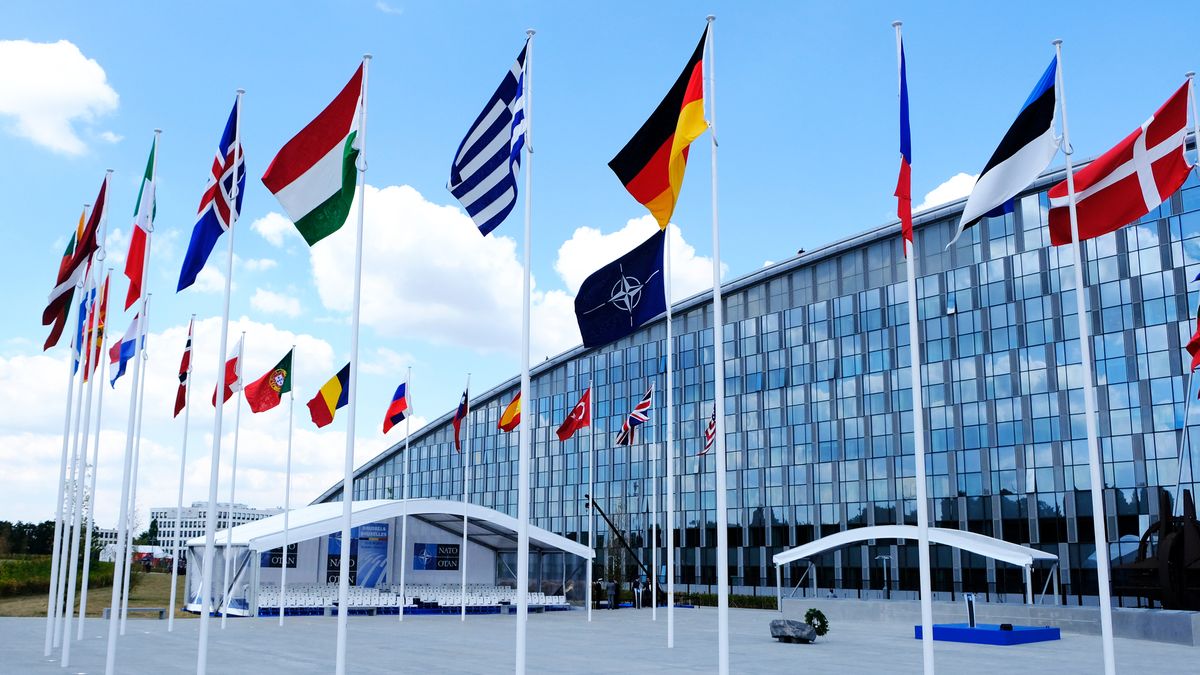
{"left": 633, "top": 577, "right": 643, "bottom": 609}
{"left": 607, "top": 579, "right": 617, "bottom": 610}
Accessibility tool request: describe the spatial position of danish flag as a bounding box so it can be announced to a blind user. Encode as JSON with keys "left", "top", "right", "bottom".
{"left": 615, "top": 383, "right": 654, "bottom": 446}
{"left": 1048, "top": 81, "right": 1194, "bottom": 245}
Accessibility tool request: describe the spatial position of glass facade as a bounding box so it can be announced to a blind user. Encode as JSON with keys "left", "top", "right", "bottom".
{"left": 319, "top": 160, "right": 1200, "bottom": 604}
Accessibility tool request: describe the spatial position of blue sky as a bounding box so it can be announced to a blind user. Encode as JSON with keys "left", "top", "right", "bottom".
{"left": 0, "top": 1, "right": 1197, "bottom": 525}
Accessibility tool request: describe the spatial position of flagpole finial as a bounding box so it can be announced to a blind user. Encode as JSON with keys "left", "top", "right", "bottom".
{"left": 1051, "top": 39, "right": 1063, "bottom": 47}
{"left": 892, "top": 20, "right": 902, "bottom": 28}
{"left": 105, "top": 168, "right": 114, "bottom": 175}
{"left": 526, "top": 28, "right": 535, "bottom": 37}
{"left": 154, "top": 128, "right": 162, "bottom": 135}
{"left": 363, "top": 53, "right": 372, "bottom": 61}
{"left": 1187, "top": 71, "right": 1196, "bottom": 80}
{"left": 706, "top": 14, "right": 715, "bottom": 23}
{"left": 236, "top": 88, "right": 245, "bottom": 95}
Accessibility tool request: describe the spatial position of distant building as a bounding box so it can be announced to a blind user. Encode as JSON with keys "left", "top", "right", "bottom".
{"left": 93, "top": 527, "right": 118, "bottom": 548}
{"left": 149, "top": 502, "right": 282, "bottom": 548}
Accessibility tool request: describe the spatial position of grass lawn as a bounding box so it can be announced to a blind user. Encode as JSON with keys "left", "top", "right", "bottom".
{"left": 0, "top": 571, "right": 193, "bottom": 619}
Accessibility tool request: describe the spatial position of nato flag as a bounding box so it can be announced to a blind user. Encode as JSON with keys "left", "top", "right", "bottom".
{"left": 574, "top": 229, "right": 666, "bottom": 349}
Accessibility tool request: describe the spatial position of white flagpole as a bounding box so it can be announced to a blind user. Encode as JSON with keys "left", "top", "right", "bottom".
{"left": 1176, "top": 72, "right": 1200, "bottom": 515}
{"left": 651, "top": 409, "right": 657, "bottom": 621}
{"left": 62, "top": 267, "right": 109, "bottom": 666}
{"left": 103, "top": 288, "right": 148, "bottom": 675}
{"left": 1173, "top": 371, "right": 1196, "bottom": 514}
{"left": 665, "top": 233, "right": 676, "bottom": 639}
{"left": 461, "top": 374, "right": 472, "bottom": 622}
{"left": 335, "top": 54, "right": 370, "bottom": 675}
{"left": 280, "top": 345, "right": 296, "bottom": 626}
{"left": 1054, "top": 39, "right": 1116, "bottom": 675}
{"left": 220, "top": 333, "right": 246, "bottom": 629}
{"left": 398, "top": 366, "right": 411, "bottom": 623}
{"left": 196, "top": 88, "right": 243, "bottom": 675}
{"left": 703, "top": 16, "right": 732, "bottom": 675}
{"left": 514, "top": 28, "right": 535, "bottom": 675}
{"left": 586, "top": 379, "right": 594, "bottom": 623}
{"left": 78, "top": 271, "right": 114, "bottom": 640}
{"left": 120, "top": 292, "right": 153, "bottom": 636}
{"left": 169, "top": 314, "right": 197, "bottom": 632}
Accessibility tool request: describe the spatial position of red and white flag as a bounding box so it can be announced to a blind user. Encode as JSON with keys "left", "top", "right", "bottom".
{"left": 174, "top": 318, "right": 193, "bottom": 417}
{"left": 1048, "top": 81, "right": 1193, "bottom": 246}
{"left": 556, "top": 387, "right": 592, "bottom": 442}
{"left": 211, "top": 336, "right": 243, "bottom": 406}
{"left": 701, "top": 404, "right": 717, "bottom": 455}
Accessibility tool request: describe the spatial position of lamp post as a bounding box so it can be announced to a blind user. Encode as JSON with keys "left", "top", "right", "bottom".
{"left": 875, "top": 555, "right": 892, "bottom": 600}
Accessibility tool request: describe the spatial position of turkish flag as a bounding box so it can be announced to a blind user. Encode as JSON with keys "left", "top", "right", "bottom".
{"left": 556, "top": 388, "right": 592, "bottom": 442}
{"left": 1047, "top": 81, "right": 1193, "bottom": 246}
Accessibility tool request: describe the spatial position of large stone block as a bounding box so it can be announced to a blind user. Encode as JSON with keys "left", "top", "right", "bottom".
{"left": 770, "top": 618, "right": 816, "bottom": 643}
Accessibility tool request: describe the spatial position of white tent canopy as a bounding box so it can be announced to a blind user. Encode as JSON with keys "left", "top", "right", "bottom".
{"left": 772, "top": 525, "right": 1057, "bottom": 569}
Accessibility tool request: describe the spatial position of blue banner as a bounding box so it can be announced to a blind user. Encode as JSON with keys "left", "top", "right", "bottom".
{"left": 356, "top": 522, "right": 388, "bottom": 588}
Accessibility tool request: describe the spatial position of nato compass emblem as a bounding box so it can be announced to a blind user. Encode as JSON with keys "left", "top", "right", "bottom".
{"left": 268, "top": 368, "right": 288, "bottom": 393}
{"left": 581, "top": 264, "right": 661, "bottom": 327}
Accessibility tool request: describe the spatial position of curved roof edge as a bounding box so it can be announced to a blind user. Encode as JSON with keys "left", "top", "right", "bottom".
{"left": 771, "top": 525, "right": 1058, "bottom": 569}
{"left": 186, "top": 498, "right": 593, "bottom": 560}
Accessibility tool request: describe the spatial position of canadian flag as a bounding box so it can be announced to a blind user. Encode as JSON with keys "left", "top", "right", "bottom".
{"left": 211, "top": 336, "right": 244, "bottom": 406}
{"left": 1048, "top": 81, "right": 1194, "bottom": 246}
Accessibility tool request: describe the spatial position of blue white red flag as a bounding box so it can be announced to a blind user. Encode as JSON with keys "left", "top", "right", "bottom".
{"left": 895, "top": 37, "right": 913, "bottom": 254}
{"left": 178, "top": 98, "right": 245, "bottom": 292}
{"left": 451, "top": 388, "right": 469, "bottom": 452}
{"left": 108, "top": 313, "right": 147, "bottom": 387}
{"left": 615, "top": 383, "right": 655, "bottom": 446}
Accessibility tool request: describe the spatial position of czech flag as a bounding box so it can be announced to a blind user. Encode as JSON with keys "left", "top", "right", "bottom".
{"left": 308, "top": 362, "right": 350, "bottom": 428}
{"left": 383, "top": 381, "right": 410, "bottom": 434}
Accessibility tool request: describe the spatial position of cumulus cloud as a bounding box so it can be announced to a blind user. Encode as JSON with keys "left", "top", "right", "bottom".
{"left": 98, "top": 130, "right": 122, "bottom": 144}
{"left": 250, "top": 288, "right": 302, "bottom": 317}
{"left": 241, "top": 257, "right": 278, "bottom": 272}
{"left": 193, "top": 265, "right": 229, "bottom": 294}
{"left": 359, "top": 347, "right": 415, "bottom": 376}
{"left": 251, "top": 212, "right": 296, "bottom": 247}
{"left": 375, "top": 1, "right": 404, "bottom": 14}
{"left": 915, "top": 172, "right": 978, "bottom": 214}
{"left": 0, "top": 40, "right": 118, "bottom": 155}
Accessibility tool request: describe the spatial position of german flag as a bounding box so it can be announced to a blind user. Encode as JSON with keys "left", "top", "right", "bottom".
{"left": 609, "top": 25, "right": 708, "bottom": 228}
{"left": 307, "top": 362, "right": 350, "bottom": 428}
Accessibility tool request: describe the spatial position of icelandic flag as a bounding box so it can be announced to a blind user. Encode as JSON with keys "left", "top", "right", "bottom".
{"left": 895, "top": 37, "right": 913, "bottom": 254}
{"left": 950, "top": 56, "right": 1060, "bottom": 245}
{"left": 448, "top": 41, "right": 528, "bottom": 236}
{"left": 178, "top": 98, "right": 245, "bottom": 292}
{"left": 109, "top": 313, "right": 147, "bottom": 387}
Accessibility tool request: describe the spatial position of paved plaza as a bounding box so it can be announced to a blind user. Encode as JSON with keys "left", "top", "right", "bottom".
{"left": 9, "top": 606, "right": 1199, "bottom": 674}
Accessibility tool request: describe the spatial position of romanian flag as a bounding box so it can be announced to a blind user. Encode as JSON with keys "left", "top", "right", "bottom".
{"left": 895, "top": 35, "right": 913, "bottom": 254}
{"left": 608, "top": 26, "right": 708, "bottom": 228}
{"left": 498, "top": 392, "right": 521, "bottom": 432}
{"left": 382, "top": 381, "right": 410, "bottom": 434}
{"left": 308, "top": 362, "right": 350, "bottom": 428}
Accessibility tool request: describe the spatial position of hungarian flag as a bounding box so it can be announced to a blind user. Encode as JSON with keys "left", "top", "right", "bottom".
{"left": 44, "top": 176, "right": 108, "bottom": 350}
{"left": 555, "top": 387, "right": 591, "bottom": 442}
{"left": 895, "top": 36, "right": 914, "bottom": 254}
{"left": 701, "top": 404, "right": 717, "bottom": 455}
{"left": 308, "top": 363, "right": 350, "bottom": 428}
{"left": 1047, "top": 81, "right": 1193, "bottom": 246}
{"left": 211, "top": 337, "right": 243, "bottom": 406}
{"left": 262, "top": 63, "right": 364, "bottom": 246}
{"left": 608, "top": 26, "right": 708, "bottom": 228}
{"left": 82, "top": 274, "right": 109, "bottom": 381}
{"left": 174, "top": 318, "right": 193, "bottom": 417}
{"left": 382, "top": 381, "right": 410, "bottom": 434}
{"left": 245, "top": 349, "right": 293, "bottom": 413}
{"left": 498, "top": 392, "right": 521, "bottom": 432}
{"left": 451, "top": 388, "right": 469, "bottom": 452}
{"left": 124, "top": 139, "right": 156, "bottom": 309}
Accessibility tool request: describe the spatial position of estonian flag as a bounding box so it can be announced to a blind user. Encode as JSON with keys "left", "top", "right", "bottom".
{"left": 574, "top": 229, "right": 667, "bottom": 349}
{"left": 951, "top": 56, "right": 1060, "bottom": 245}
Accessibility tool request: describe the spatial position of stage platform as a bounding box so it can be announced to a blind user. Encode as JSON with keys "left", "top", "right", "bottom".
{"left": 914, "top": 623, "right": 1061, "bottom": 645}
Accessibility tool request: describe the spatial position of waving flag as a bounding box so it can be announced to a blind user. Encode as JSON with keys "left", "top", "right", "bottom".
{"left": 498, "top": 392, "right": 521, "bottom": 432}
{"left": 609, "top": 26, "right": 708, "bottom": 228}
{"left": 124, "top": 139, "right": 156, "bottom": 309}
{"left": 615, "top": 383, "right": 654, "bottom": 446}
{"left": 451, "top": 389, "right": 469, "bottom": 452}
{"left": 71, "top": 285, "right": 96, "bottom": 375}
{"left": 211, "top": 337, "right": 243, "bottom": 406}
{"left": 701, "top": 404, "right": 717, "bottom": 455}
{"left": 556, "top": 387, "right": 592, "bottom": 442}
{"left": 108, "top": 313, "right": 146, "bottom": 387}
{"left": 448, "top": 42, "right": 528, "bottom": 236}
{"left": 382, "top": 381, "right": 410, "bottom": 434}
{"left": 44, "top": 177, "right": 108, "bottom": 349}
{"left": 262, "top": 63, "right": 363, "bottom": 246}
{"left": 1048, "top": 81, "right": 1193, "bottom": 246}
{"left": 951, "top": 56, "right": 1059, "bottom": 245}
{"left": 895, "top": 36, "right": 913, "bottom": 253}
{"left": 174, "top": 318, "right": 193, "bottom": 417}
{"left": 308, "top": 363, "right": 350, "bottom": 428}
{"left": 82, "top": 275, "right": 109, "bottom": 381}
{"left": 246, "top": 349, "right": 293, "bottom": 413}
{"left": 575, "top": 229, "right": 667, "bottom": 349}
{"left": 178, "top": 98, "right": 245, "bottom": 292}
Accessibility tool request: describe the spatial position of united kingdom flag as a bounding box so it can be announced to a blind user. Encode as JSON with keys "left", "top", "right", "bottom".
{"left": 177, "top": 97, "right": 246, "bottom": 292}
{"left": 615, "top": 383, "right": 655, "bottom": 446}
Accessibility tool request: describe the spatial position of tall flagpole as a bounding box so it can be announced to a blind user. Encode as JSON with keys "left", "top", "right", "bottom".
{"left": 514, "top": 28, "right": 535, "bottom": 675}
{"left": 335, "top": 54, "right": 370, "bottom": 675}
{"left": 398, "top": 366, "right": 411, "bottom": 623}
{"left": 280, "top": 344, "right": 296, "bottom": 626}
{"left": 1054, "top": 39, "right": 1116, "bottom": 675}
{"left": 1173, "top": 371, "right": 1197, "bottom": 513}
{"left": 586, "top": 377, "right": 594, "bottom": 623}
{"left": 78, "top": 271, "right": 114, "bottom": 640}
{"left": 220, "top": 333, "right": 246, "bottom": 629}
{"left": 703, "top": 17, "right": 732, "bottom": 675}
{"left": 120, "top": 291, "right": 153, "bottom": 636}
{"left": 461, "top": 392, "right": 472, "bottom": 622}
{"left": 103, "top": 288, "right": 148, "bottom": 675}
{"left": 170, "top": 314, "right": 197, "bottom": 632}
{"left": 1176, "top": 72, "right": 1200, "bottom": 515}
{"left": 665, "top": 234, "right": 676, "bottom": 640}
{"left": 893, "top": 22, "right": 935, "bottom": 674}
{"left": 651, "top": 402, "right": 658, "bottom": 621}
{"left": 196, "top": 88, "right": 243, "bottom": 675}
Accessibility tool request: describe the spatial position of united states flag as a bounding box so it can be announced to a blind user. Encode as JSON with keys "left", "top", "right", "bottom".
{"left": 615, "top": 383, "right": 655, "bottom": 446}
{"left": 448, "top": 41, "right": 528, "bottom": 236}
{"left": 701, "top": 404, "right": 717, "bottom": 455}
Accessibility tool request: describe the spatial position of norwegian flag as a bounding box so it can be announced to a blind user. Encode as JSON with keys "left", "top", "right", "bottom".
{"left": 701, "top": 404, "right": 717, "bottom": 455}
{"left": 615, "top": 383, "right": 654, "bottom": 446}
{"left": 174, "top": 318, "right": 193, "bottom": 417}
{"left": 1048, "top": 81, "right": 1193, "bottom": 246}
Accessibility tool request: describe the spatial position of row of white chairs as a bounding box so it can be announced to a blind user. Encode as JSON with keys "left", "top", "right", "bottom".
{"left": 257, "top": 582, "right": 568, "bottom": 609}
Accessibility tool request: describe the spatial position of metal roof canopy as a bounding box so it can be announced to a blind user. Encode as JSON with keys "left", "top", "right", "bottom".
{"left": 185, "top": 498, "right": 593, "bottom": 560}
{"left": 772, "top": 525, "right": 1058, "bottom": 569}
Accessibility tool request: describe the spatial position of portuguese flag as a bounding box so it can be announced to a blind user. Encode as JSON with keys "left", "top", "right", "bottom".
{"left": 262, "top": 63, "right": 364, "bottom": 246}
{"left": 246, "top": 349, "right": 294, "bottom": 413}
{"left": 608, "top": 26, "right": 708, "bottom": 228}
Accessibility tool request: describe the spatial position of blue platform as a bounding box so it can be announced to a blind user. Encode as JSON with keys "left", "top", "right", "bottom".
{"left": 914, "top": 623, "right": 1061, "bottom": 645}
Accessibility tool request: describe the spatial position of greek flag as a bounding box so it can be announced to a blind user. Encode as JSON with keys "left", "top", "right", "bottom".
{"left": 448, "top": 42, "right": 528, "bottom": 236}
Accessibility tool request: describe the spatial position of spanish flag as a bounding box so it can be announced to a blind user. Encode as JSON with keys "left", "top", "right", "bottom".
{"left": 308, "top": 362, "right": 350, "bottom": 428}
{"left": 498, "top": 392, "right": 521, "bottom": 432}
{"left": 608, "top": 25, "right": 708, "bottom": 228}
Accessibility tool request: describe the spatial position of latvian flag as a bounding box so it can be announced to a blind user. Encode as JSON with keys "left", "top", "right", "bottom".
{"left": 1047, "top": 81, "right": 1193, "bottom": 246}
{"left": 262, "top": 63, "right": 364, "bottom": 247}
{"left": 951, "top": 56, "right": 1060, "bottom": 246}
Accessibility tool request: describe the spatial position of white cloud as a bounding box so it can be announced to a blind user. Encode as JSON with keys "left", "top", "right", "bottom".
{"left": 193, "top": 265, "right": 229, "bottom": 294}
{"left": 250, "top": 288, "right": 302, "bottom": 317}
{"left": 915, "top": 172, "right": 978, "bottom": 213}
{"left": 242, "top": 257, "right": 278, "bottom": 272}
{"left": 359, "top": 347, "right": 415, "bottom": 376}
{"left": 375, "top": 1, "right": 404, "bottom": 15}
{"left": 105, "top": 226, "right": 129, "bottom": 267}
{"left": 251, "top": 212, "right": 296, "bottom": 247}
{"left": 0, "top": 40, "right": 118, "bottom": 155}
{"left": 98, "top": 130, "right": 122, "bottom": 144}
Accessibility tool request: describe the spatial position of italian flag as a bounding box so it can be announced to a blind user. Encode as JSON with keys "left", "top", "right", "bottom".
{"left": 262, "top": 63, "right": 364, "bottom": 246}
{"left": 124, "top": 139, "right": 156, "bottom": 309}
